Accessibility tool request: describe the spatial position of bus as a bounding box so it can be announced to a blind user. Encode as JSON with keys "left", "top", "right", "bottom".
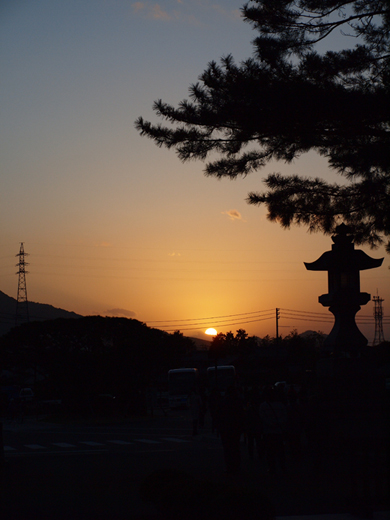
{"left": 168, "top": 368, "right": 198, "bottom": 409}
{"left": 207, "top": 365, "right": 236, "bottom": 395}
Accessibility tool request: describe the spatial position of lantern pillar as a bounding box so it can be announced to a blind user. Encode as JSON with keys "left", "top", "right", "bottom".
{"left": 305, "top": 224, "right": 383, "bottom": 356}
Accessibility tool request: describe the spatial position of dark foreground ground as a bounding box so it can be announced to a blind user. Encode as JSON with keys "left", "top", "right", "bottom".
{"left": 0, "top": 408, "right": 389, "bottom": 520}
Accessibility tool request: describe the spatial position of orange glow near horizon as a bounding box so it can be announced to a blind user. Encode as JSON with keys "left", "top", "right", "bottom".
{"left": 1, "top": 3, "right": 389, "bottom": 345}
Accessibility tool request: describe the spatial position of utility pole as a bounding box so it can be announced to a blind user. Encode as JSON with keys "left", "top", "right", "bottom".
{"left": 276, "top": 308, "right": 280, "bottom": 345}
{"left": 372, "top": 294, "right": 385, "bottom": 346}
{"left": 15, "top": 242, "right": 29, "bottom": 327}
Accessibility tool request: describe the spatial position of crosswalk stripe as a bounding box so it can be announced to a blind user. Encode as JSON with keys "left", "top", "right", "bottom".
{"left": 79, "top": 441, "right": 105, "bottom": 446}
{"left": 162, "top": 437, "right": 189, "bottom": 443}
{"left": 107, "top": 440, "right": 133, "bottom": 445}
{"left": 134, "top": 439, "right": 161, "bottom": 444}
{"left": 6, "top": 436, "right": 197, "bottom": 452}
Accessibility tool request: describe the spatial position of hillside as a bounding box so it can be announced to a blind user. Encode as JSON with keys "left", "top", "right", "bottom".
{"left": 0, "top": 290, "right": 82, "bottom": 336}
{"left": 189, "top": 337, "right": 211, "bottom": 351}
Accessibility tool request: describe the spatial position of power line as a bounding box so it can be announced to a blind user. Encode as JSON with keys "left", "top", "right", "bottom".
{"left": 280, "top": 308, "right": 389, "bottom": 323}
{"left": 148, "top": 312, "right": 275, "bottom": 332}
{"left": 281, "top": 308, "right": 377, "bottom": 319}
{"left": 2, "top": 289, "right": 389, "bottom": 336}
{"left": 157, "top": 316, "right": 275, "bottom": 332}
{"left": 146, "top": 306, "right": 389, "bottom": 332}
{"left": 282, "top": 315, "right": 334, "bottom": 324}
{"left": 281, "top": 308, "right": 332, "bottom": 316}
{"left": 147, "top": 309, "right": 275, "bottom": 323}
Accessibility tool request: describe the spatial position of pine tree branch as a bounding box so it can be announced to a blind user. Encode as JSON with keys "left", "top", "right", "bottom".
{"left": 136, "top": 0, "right": 390, "bottom": 248}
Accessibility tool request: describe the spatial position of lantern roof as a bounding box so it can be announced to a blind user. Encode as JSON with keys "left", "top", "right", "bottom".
{"left": 304, "top": 224, "right": 383, "bottom": 272}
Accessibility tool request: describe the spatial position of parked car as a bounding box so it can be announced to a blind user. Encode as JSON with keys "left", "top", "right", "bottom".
{"left": 19, "top": 388, "right": 35, "bottom": 401}
{"left": 92, "top": 394, "right": 116, "bottom": 416}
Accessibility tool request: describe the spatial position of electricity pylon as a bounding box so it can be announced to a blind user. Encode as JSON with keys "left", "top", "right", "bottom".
{"left": 372, "top": 295, "right": 385, "bottom": 346}
{"left": 15, "top": 242, "right": 29, "bottom": 327}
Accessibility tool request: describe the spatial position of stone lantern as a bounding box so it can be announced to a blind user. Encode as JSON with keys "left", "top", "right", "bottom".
{"left": 305, "top": 224, "right": 383, "bottom": 355}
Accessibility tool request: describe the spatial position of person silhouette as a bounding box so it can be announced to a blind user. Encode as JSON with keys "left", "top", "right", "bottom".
{"left": 259, "top": 385, "right": 287, "bottom": 475}
{"left": 217, "top": 385, "right": 244, "bottom": 474}
{"left": 188, "top": 389, "right": 202, "bottom": 436}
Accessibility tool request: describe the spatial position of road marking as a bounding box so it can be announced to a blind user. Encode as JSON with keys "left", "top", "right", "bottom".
{"left": 24, "top": 444, "right": 46, "bottom": 450}
{"left": 161, "top": 437, "right": 189, "bottom": 443}
{"left": 4, "top": 446, "right": 16, "bottom": 451}
{"left": 201, "top": 434, "right": 219, "bottom": 439}
{"left": 107, "top": 440, "right": 133, "bottom": 445}
{"left": 52, "top": 443, "right": 76, "bottom": 448}
{"left": 5, "top": 449, "right": 108, "bottom": 458}
{"left": 134, "top": 439, "right": 161, "bottom": 444}
{"left": 79, "top": 441, "right": 105, "bottom": 446}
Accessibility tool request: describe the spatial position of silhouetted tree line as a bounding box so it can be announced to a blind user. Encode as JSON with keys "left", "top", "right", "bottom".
{"left": 1, "top": 317, "right": 388, "bottom": 416}
{"left": 209, "top": 328, "right": 390, "bottom": 387}
{"left": 209, "top": 329, "right": 258, "bottom": 359}
{"left": 210, "top": 328, "right": 324, "bottom": 364}
{"left": 280, "top": 329, "right": 325, "bottom": 366}
{"left": 207, "top": 328, "right": 325, "bottom": 388}
{"left": 0, "top": 316, "right": 195, "bottom": 415}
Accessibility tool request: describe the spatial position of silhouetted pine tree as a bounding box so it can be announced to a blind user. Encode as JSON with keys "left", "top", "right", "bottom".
{"left": 136, "top": 1, "right": 390, "bottom": 250}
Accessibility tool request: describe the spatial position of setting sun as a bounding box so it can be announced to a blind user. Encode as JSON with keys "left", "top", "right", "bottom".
{"left": 205, "top": 328, "right": 217, "bottom": 336}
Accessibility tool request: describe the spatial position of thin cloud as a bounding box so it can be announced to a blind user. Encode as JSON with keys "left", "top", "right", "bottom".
{"left": 132, "top": 2, "right": 144, "bottom": 12}
{"left": 132, "top": 2, "right": 171, "bottom": 20}
{"left": 105, "top": 308, "right": 137, "bottom": 318}
{"left": 168, "top": 252, "right": 181, "bottom": 256}
{"left": 188, "top": 0, "right": 241, "bottom": 19}
{"left": 132, "top": 1, "right": 241, "bottom": 24}
{"left": 209, "top": 3, "right": 241, "bottom": 21}
{"left": 151, "top": 4, "right": 171, "bottom": 20}
{"left": 222, "top": 209, "right": 246, "bottom": 222}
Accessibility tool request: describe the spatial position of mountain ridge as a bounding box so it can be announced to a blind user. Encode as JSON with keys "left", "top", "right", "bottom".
{"left": 0, "top": 290, "right": 82, "bottom": 337}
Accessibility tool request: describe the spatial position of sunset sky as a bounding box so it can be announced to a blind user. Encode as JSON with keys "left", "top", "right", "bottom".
{"left": 1, "top": 0, "right": 389, "bottom": 343}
